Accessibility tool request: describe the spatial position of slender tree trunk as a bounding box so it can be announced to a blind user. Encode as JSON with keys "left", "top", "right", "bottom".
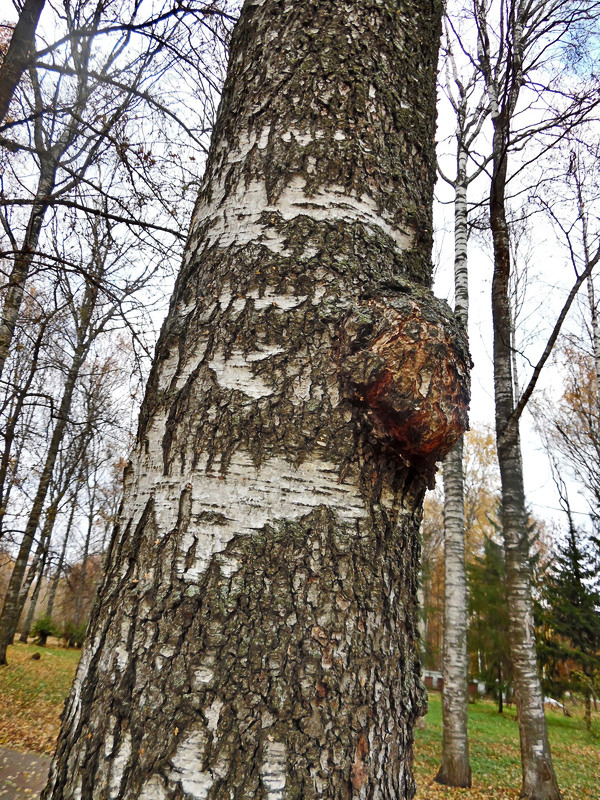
{"left": 497, "top": 662, "right": 503, "bottom": 714}
{"left": 586, "top": 275, "right": 600, "bottom": 389}
{"left": 0, "top": 167, "right": 57, "bottom": 385}
{"left": 584, "top": 691, "right": 591, "bottom": 732}
{"left": 0, "top": 319, "right": 47, "bottom": 541}
{"left": 435, "top": 149, "right": 471, "bottom": 788}
{"left": 13, "top": 424, "right": 91, "bottom": 632}
{"left": 19, "top": 546, "right": 48, "bottom": 642}
{"left": 47, "top": 504, "right": 77, "bottom": 621}
{"left": 571, "top": 162, "right": 600, "bottom": 390}
{"left": 43, "top": 3, "right": 471, "bottom": 797}
{"left": 452, "top": 153, "right": 470, "bottom": 328}
{"left": 0, "top": 0, "right": 45, "bottom": 126}
{"left": 73, "top": 486, "right": 95, "bottom": 628}
{"left": 437, "top": 440, "right": 471, "bottom": 787}
{"left": 16, "top": 498, "right": 59, "bottom": 622}
{"left": 0, "top": 23, "right": 97, "bottom": 386}
{"left": 490, "top": 118, "right": 561, "bottom": 800}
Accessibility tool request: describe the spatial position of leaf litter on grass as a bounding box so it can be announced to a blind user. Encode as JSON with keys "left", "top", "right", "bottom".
{"left": 0, "top": 642, "right": 79, "bottom": 755}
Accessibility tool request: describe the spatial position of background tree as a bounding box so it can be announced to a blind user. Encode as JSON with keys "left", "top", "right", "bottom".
{"left": 470, "top": 1, "right": 600, "bottom": 795}
{"left": 0, "top": 0, "right": 234, "bottom": 660}
{"left": 532, "top": 139, "right": 600, "bottom": 527}
{"left": 420, "top": 428, "right": 501, "bottom": 672}
{"left": 420, "top": 427, "right": 501, "bottom": 668}
{"left": 0, "top": 0, "right": 233, "bottom": 385}
{"left": 435, "top": 19, "right": 491, "bottom": 784}
{"left": 420, "top": 489, "right": 446, "bottom": 670}
{"left": 0, "top": 207, "right": 172, "bottom": 664}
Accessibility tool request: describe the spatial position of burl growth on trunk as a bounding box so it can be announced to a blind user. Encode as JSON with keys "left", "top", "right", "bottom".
{"left": 342, "top": 293, "right": 470, "bottom": 478}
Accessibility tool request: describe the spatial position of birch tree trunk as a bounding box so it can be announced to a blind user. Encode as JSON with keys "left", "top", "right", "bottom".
{"left": 436, "top": 147, "right": 471, "bottom": 788}
{"left": 0, "top": 166, "right": 58, "bottom": 385}
{"left": 586, "top": 274, "right": 600, "bottom": 390}
{"left": 0, "top": 317, "right": 47, "bottom": 542}
{"left": 0, "top": 340, "right": 88, "bottom": 663}
{"left": 43, "top": 2, "right": 471, "bottom": 798}
{"left": 490, "top": 118, "right": 561, "bottom": 800}
{"left": 472, "top": 0, "right": 562, "bottom": 793}
{"left": 18, "top": 545, "right": 48, "bottom": 643}
{"left": 577, "top": 172, "right": 600, "bottom": 390}
{"left": 17, "top": 507, "right": 56, "bottom": 641}
{"left": 46, "top": 499, "right": 78, "bottom": 621}
{"left": 73, "top": 482, "right": 96, "bottom": 628}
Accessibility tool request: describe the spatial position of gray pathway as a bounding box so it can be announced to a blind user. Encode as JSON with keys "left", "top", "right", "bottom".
{"left": 0, "top": 747, "right": 50, "bottom": 800}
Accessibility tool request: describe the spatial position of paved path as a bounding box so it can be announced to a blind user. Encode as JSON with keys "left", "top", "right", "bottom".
{"left": 0, "top": 748, "right": 50, "bottom": 800}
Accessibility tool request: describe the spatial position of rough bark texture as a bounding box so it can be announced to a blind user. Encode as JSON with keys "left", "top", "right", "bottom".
{"left": 43, "top": 2, "right": 470, "bottom": 799}
{"left": 490, "top": 120, "right": 561, "bottom": 800}
{"left": 435, "top": 129, "right": 471, "bottom": 789}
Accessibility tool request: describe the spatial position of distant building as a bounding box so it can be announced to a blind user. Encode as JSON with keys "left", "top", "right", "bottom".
{"left": 422, "top": 669, "right": 485, "bottom": 696}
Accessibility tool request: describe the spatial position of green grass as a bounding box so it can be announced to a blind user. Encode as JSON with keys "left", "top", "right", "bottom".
{"left": 0, "top": 641, "right": 80, "bottom": 754}
{"left": 415, "top": 692, "right": 600, "bottom": 800}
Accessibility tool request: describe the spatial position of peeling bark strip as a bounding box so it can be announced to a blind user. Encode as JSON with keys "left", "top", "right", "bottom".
{"left": 43, "top": 2, "right": 464, "bottom": 800}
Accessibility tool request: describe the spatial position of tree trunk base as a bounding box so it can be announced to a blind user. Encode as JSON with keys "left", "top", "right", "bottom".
{"left": 434, "top": 759, "right": 472, "bottom": 789}
{"left": 519, "top": 758, "right": 562, "bottom": 800}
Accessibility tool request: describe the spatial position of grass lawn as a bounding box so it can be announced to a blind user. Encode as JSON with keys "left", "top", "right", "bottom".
{"left": 415, "top": 691, "right": 600, "bottom": 800}
{"left": 0, "top": 641, "right": 80, "bottom": 755}
{"left": 1, "top": 644, "right": 598, "bottom": 799}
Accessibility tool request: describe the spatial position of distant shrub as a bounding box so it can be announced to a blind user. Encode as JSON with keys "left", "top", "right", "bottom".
{"left": 60, "top": 620, "right": 87, "bottom": 648}
{"left": 31, "top": 616, "right": 57, "bottom": 646}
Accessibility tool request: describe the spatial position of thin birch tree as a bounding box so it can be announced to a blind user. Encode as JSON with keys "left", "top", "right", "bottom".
{"left": 434, "top": 23, "right": 489, "bottom": 787}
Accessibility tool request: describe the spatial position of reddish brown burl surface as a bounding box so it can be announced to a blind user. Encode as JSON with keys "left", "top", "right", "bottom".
{"left": 356, "top": 299, "right": 470, "bottom": 471}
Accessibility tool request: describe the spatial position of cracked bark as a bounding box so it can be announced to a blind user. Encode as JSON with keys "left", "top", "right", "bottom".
{"left": 42, "top": 2, "right": 471, "bottom": 799}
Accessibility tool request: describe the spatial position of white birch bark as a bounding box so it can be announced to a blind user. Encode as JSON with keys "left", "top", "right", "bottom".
{"left": 436, "top": 146, "right": 471, "bottom": 788}
{"left": 434, "top": 30, "right": 491, "bottom": 783}
{"left": 490, "top": 121, "right": 561, "bottom": 800}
